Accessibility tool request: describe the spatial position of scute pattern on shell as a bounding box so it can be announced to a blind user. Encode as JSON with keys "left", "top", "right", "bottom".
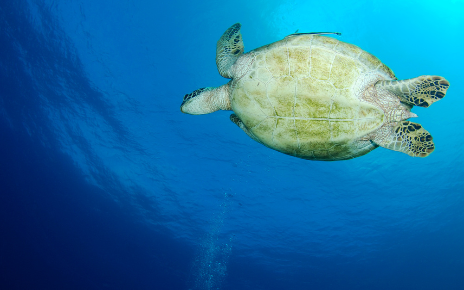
{"left": 231, "top": 35, "right": 393, "bottom": 160}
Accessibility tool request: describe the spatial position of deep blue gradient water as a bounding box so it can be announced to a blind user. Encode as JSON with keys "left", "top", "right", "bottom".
{"left": 1, "top": 1, "right": 463, "bottom": 289}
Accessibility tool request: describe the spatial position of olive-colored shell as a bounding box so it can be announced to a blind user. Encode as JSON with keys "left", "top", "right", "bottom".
{"left": 231, "top": 35, "right": 395, "bottom": 160}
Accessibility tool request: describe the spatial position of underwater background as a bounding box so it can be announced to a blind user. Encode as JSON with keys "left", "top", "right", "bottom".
{"left": 1, "top": 0, "right": 463, "bottom": 289}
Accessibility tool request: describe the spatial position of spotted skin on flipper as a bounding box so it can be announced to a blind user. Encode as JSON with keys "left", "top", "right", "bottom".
{"left": 216, "top": 23, "right": 244, "bottom": 78}
{"left": 376, "top": 76, "right": 450, "bottom": 108}
{"left": 372, "top": 121, "right": 434, "bottom": 157}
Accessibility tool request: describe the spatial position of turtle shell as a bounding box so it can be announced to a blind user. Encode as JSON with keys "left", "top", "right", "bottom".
{"left": 231, "top": 35, "right": 396, "bottom": 160}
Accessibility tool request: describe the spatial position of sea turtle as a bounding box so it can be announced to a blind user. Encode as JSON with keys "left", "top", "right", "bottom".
{"left": 180, "top": 23, "right": 450, "bottom": 161}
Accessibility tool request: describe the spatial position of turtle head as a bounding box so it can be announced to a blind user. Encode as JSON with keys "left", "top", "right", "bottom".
{"left": 180, "top": 87, "right": 213, "bottom": 115}
{"left": 180, "top": 85, "right": 231, "bottom": 115}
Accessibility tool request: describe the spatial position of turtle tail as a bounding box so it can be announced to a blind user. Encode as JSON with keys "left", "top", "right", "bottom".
{"left": 372, "top": 75, "right": 449, "bottom": 157}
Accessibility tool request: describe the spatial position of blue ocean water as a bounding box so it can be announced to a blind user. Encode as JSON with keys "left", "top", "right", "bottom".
{"left": 1, "top": 0, "right": 463, "bottom": 289}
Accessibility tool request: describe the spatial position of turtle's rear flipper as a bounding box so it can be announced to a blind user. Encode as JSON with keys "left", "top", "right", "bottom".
{"left": 216, "top": 23, "right": 244, "bottom": 78}
{"left": 375, "top": 76, "right": 450, "bottom": 107}
{"left": 371, "top": 121, "right": 434, "bottom": 157}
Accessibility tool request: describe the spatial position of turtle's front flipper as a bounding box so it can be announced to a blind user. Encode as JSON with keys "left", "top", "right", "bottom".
{"left": 371, "top": 121, "right": 434, "bottom": 157}
{"left": 216, "top": 23, "right": 244, "bottom": 78}
{"left": 375, "top": 76, "right": 450, "bottom": 108}
{"left": 230, "top": 114, "right": 262, "bottom": 144}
